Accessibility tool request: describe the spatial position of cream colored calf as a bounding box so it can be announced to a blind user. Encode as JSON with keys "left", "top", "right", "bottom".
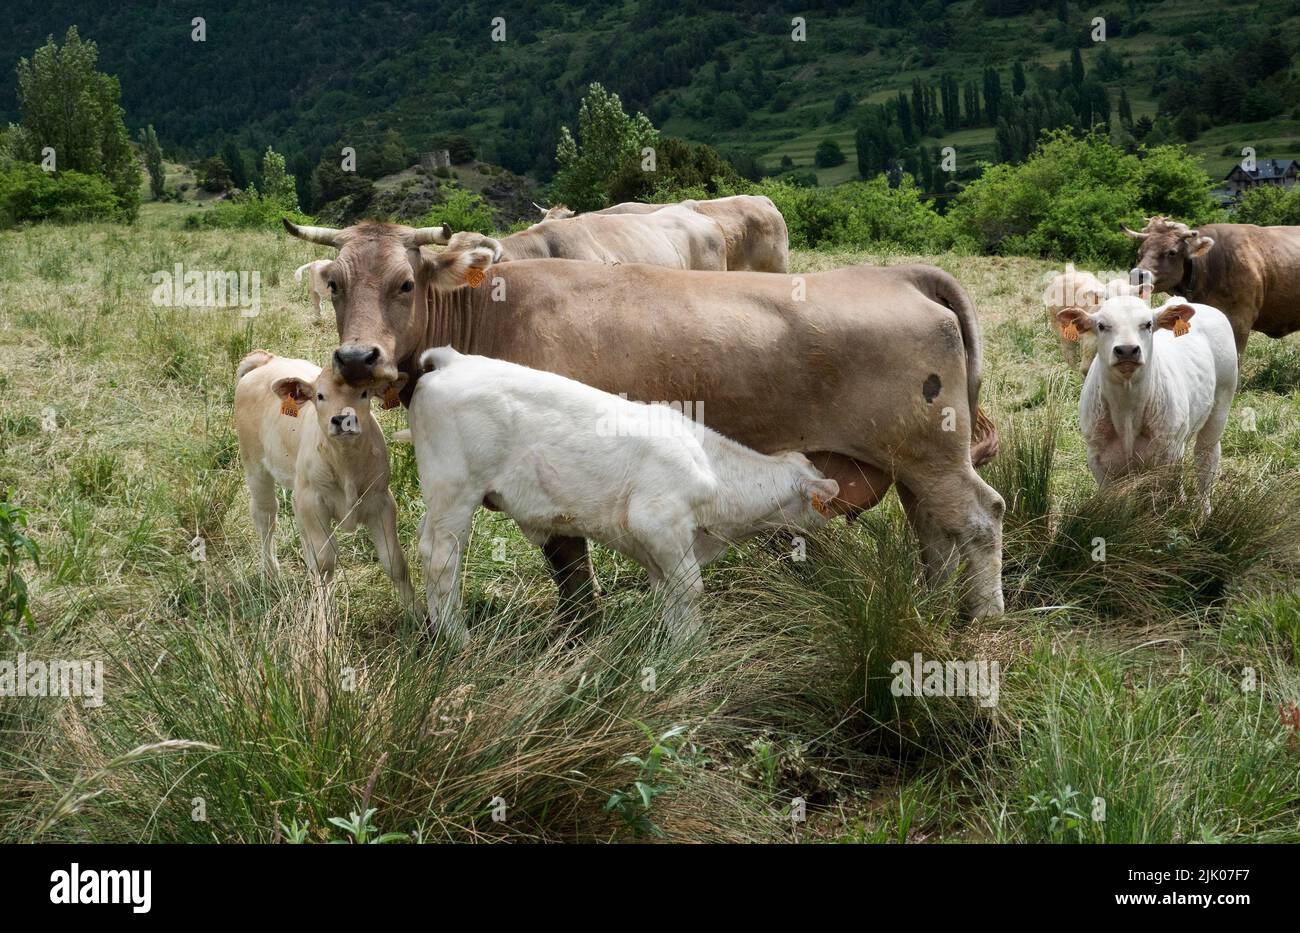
{"left": 234, "top": 350, "right": 414, "bottom": 606}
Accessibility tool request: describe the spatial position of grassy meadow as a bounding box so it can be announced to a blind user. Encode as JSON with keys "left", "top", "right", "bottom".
{"left": 2, "top": 222, "right": 1299, "bottom": 842}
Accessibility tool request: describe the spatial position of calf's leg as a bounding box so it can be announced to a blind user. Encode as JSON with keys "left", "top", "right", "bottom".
{"left": 418, "top": 497, "right": 478, "bottom": 645}
{"left": 1193, "top": 391, "right": 1233, "bottom": 513}
{"left": 364, "top": 490, "right": 418, "bottom": 612}
{"left": 245, "top": 466, "right": 280, "bottom": 574}
{"left": 646, "top": 539, "right": 704, "bottom": 645}
{"left": 293, "top": 490, "right": 337, "bottom": 585}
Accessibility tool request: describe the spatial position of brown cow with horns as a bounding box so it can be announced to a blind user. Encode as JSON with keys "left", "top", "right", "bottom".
{"left": 283, "top": 218, "right": 1006, "bottom": 623}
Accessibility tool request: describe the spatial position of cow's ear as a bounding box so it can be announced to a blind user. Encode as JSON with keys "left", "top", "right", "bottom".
{"left": 1188, "top": 235, "right": 1215, "bottom": 258}
{"left": 1055, "top": 306, "right": 1094, "bottom": 336}
{"left": 1156, "top": 303, "right": 1195, "bottom": 334}
{"left": 433, "top": 246, "right": 498, "bottom": 291}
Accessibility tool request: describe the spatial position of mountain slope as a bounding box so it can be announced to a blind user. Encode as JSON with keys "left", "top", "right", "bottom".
{"left": 2, "top": 0, "right": 1296, "bottom": 184}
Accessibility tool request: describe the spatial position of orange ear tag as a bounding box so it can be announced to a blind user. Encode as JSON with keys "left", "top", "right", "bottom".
{"left": 382, "top": 386, "right": 402, "bottom": 410}
{"left": 280, "top": 395, "right": 300, "bottom": 418}
{"left": 1172, "top": 318, "right": 1190, "bottom": 337}
{"left": 812, "top": 495, "right": 832, "bottom": 517}
{"left": 465, "top": 266, "right": 486, "bottom": 288}
{"left": 1062, "top": 322, "right": 1080, "bottom": 342}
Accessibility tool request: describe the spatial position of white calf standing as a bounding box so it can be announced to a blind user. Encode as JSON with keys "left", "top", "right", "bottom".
{"left": 1056, "top": 297, "right": 1238, "bottom": 507}
{"left": 294, "top": 260, "right": 332, "bottom": 318}
{"left": 408, "top": 347, "right": 839, "bottom": 645}
{"left": 234, "top": 350, "right": 415, "bottom": 606}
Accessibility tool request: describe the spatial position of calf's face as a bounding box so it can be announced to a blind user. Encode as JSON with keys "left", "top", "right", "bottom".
{"left": 1056, "top": 298, "right": 1195, "bottom": 379}
{"left": 757, "top": 453, "right": 841, "bottom": 532}
{"left": 272, "top": 370, "right": 406, "bottom": 443}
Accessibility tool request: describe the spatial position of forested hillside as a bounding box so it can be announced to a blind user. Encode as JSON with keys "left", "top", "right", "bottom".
{"left": 2, "top": 0, "right": 1297, "bottom": 188}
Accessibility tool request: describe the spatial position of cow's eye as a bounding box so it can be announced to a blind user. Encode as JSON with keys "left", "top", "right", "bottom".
{"left": 317, "top": 393, "right": 324, "bottom": 401}
{"left": 400, "top": 280, "right": 414, "bottom": 293}
{"left": 1096, "top": 323, "right": 1108, "bottom": 332}
{"left": 1141, "top": 321, "right": 1152, "bottom": 331}
{"left": 327, "top": 280, "right": 338, "bottom": 293}
{"left": 1164, "top": 250, "right": 1178, "bottom": 258}
{"left": 361, "top": 390, "right": 368, "bottom": 399}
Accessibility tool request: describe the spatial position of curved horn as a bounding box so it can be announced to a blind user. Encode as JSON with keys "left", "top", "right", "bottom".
{"left": 1121, "top": 224, "right": 1149, "bottom": 240}
{"left": 531, "top": 201, "right": 547, "bottom": 213}
{"left": 282, "top": 218, "right": 344, "bottom": 246}
{"left": 406, "top": 224, "right": 452, "bottom": 246}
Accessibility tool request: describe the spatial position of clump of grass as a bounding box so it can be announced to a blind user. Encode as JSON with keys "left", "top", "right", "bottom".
{"left": 966, "top": 644, "right": 1300, "bottom": 843}
{"left": 9, "top": 563, "right": 798, "bottom": 843}
{"left": 1242, "top": 338, "right": 1300, "bottom": 395}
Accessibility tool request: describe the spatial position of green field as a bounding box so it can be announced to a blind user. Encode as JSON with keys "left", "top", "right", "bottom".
{"left": 2, "top": 222, "right": 1299, "bottom": 842}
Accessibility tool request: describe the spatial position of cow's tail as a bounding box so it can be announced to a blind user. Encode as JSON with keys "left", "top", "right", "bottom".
{"left": 236, "top": 349, "right": 275, "bottom": 382}
{"left": 925, "top": 269, "right": 999, "bottom": 467}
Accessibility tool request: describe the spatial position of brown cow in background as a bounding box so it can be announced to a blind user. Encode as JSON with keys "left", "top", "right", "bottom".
{"left": 1127, "top": 216, "right": 1300, "bottom": 359}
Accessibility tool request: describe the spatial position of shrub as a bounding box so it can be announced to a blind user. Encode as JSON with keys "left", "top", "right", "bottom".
{"left": 754, "top": 177, "right": 961, "bottom": 252}
{"left": 948, "top": 130, "right": 1218, "bottom": 265}
{"left": 814, "top": 139, "right": 846, "bottom": 168}
{"left": 0, "top": 163, "right": 123, "bottom": 227}
{"left": 1233, "top": 184, "right": 1300, "bottom": 226}
{"left": 607, "top": 137, "right": 742, "bottom": 204}
{"left": 418, "top": 185, "right": 495, "bottom": 234}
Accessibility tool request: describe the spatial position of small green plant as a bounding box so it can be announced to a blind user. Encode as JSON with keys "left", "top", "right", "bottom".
{"left": 326, "top": 807, "right": 408, "bottom": 844}
{"left": 1025, "top": 786, "right": 1088, "bottom": 843}
{"left": 605, "top": 723, "right": 688, "bottom": 839}
{"left": 0, "top": 489, "right": 39, "bottom": 640}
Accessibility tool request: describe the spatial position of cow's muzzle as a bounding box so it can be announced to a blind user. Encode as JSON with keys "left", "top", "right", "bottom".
{"left": 333, "top": 344, "right": 384, "bottom": 386}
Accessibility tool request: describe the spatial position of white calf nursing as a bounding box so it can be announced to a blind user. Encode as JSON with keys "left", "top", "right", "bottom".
{"left": 408, "top": 348, "right": 839, "bottom": 644}
{"left": 295, "top": 260, "right": 332, "bottom": 318}
{"left": 1056, "top": 296, "right": 1237, "bottom": 505}
{"left": 234, "top": 350, "right": 415, "bottom": 606}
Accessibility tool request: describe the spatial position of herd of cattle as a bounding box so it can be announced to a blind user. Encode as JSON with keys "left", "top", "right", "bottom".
{"left": 231, "top": 196, "right": 1299, "bottom": 640}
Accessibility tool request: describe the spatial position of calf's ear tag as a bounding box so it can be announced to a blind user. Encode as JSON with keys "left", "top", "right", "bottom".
{"left": 280, "top": 395, "right": 300, "bottom": 418}
{"left": 465, "top": 266, "right": 486, "bottom": 288}
{"left": 1062, "top": 321, "right": 1080, "bottom": 342}
{"left": 1173, "top": 318, "right": 1190, "bottom": 337}
{"left": 382, "top": 386, "right": 402, "bottom": 410}
{"left": 812, "top": 494, "right": 831, "bottom": 517}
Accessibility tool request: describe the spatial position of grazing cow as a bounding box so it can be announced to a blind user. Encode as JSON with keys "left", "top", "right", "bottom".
{"left": 1055, "top": 297, "right": 1237, "bottom": 507}
{"left": 295, "top": 260, "right": 332, "bottom": 319}
{"left": 598, "top": 195, "right": 790, "bottom": 272}
{"left": 1126, "top": 216, "right": 1300, "bottom": 358}
{"left": 436, "top": 204, "right": 727, "bottom": 270}
{"left": 408, "top": 347, "right": 839, "bottom": 644}
{"left": 234, "top": 350, "right": 415, "bottom": 605}
{"left": 1043, "top": 263, "right": 1144, "bottom": 375}
{"left": 282, "top": 219, "right": 1005, "bottom": 621}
